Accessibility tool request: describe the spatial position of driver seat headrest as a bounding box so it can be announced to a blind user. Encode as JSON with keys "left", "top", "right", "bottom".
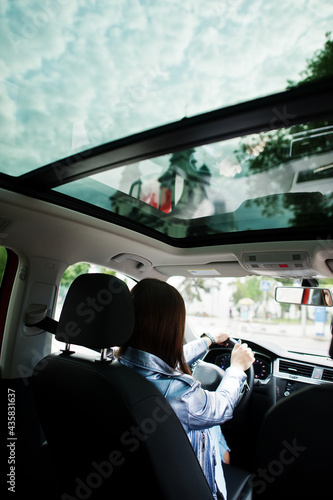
{"left": 55, "top": 273, "right": 134, "bottom": 349}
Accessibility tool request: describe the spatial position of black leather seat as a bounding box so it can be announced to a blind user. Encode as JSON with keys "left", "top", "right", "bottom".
{"left": 253, "top": 383, "right": 333, "bottom": 500}
{"left": 32, "top": 274, "right": 215, "bottom": 499}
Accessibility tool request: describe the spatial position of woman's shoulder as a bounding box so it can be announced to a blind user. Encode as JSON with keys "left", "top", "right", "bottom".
{"left": 176, "top": 372, "right": 197, "bottom": 386}
{"left": 168, "top": 372, "right": 201, "bottom": 397}
{"left": 162, "top": 373, "right": 201, "bottom": 404}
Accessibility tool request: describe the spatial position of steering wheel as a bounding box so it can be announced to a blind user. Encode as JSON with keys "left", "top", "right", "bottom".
{"left": 192, "top": 340, "right": 254, "bottom": 413}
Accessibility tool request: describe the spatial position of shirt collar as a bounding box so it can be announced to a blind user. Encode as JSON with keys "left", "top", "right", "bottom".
{"left": 120, "top": 346, "right": 180, "bottom": 377}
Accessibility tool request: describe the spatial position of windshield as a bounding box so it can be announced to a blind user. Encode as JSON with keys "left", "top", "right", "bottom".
{"left": 1, "top": 0, "right": 333, "bottom": 176}
{"left": 169, "top": 276, "right": 333, "bottom": 356}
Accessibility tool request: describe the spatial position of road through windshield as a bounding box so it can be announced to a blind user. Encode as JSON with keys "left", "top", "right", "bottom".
{"left": 169, "top": 276, "right": 333, "bottom": 357}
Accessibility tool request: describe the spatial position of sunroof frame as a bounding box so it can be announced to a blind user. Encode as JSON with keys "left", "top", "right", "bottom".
{"left": 0, "top": 77, "right": 333, "bottom": 248}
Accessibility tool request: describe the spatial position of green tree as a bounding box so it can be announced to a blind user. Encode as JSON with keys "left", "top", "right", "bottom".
{"left": 233, "top": 34, "right": 333, "bottom": 228}
{"left": 319, "top": 278, "right": 333, "bottom": 288}
{"left": 235, "top": 129, "right": 290, "bottom": 175}
{"left": 235, "top": 33, "right": 333, "bottom": 177}
{"left": 60, "top": 262, "right": 91, "bottom": 288}
{"left": 230, "top": 277, "right": 264, "bottom": 305}
{"left": 0, "top": 247, "right": 7, "bottom": 286}
{"left": 178, "top": 278, "right": 209, "bottom": 307}
{"left": 287, "top": 32, "right": 333, "bottom": 87}
{"left": 99, "top": 267, "right": 116, "bottom": 277}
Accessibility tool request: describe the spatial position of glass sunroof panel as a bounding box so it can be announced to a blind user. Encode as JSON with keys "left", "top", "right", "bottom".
{"left": 1, "top": 1, "right": 333, "bottom": 177}
{"left": 53, "top": 120, "right": 333, "bottom": 240}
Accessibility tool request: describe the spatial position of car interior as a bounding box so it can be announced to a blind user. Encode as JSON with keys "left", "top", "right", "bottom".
{"left": 1, "top": 2, "right": 333, "bottom": 500}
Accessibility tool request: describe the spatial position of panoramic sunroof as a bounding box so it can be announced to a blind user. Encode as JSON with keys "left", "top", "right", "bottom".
{"left": 1, "top": 0, "right": 333, "bottom": 177}
{"left": 53, "top": 120, "right": 333, "bottom": 240}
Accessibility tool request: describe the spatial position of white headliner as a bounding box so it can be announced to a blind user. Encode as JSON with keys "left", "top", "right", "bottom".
{"left": 1, "top": 188, "right": 333, "bottom": 281}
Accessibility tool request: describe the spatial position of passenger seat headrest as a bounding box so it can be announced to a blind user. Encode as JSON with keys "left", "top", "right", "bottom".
{"left": 56, "top": 274, "right": 134, "bottom": 349}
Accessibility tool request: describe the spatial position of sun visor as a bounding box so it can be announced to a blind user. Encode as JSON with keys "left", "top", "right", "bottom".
{"left": 156, "top": 262, "right": 248, "bottom": 278}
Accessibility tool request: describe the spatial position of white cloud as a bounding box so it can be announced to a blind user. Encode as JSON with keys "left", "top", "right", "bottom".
{"left": 0, "top": 0, "right": 332, "bottom": 175}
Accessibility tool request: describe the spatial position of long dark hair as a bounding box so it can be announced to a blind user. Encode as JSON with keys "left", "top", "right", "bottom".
{"left": 118, "top": 279, "right": 191, "bottom": 375}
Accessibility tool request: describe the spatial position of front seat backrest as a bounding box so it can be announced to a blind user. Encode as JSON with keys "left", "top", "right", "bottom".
{"left": 253, "top": 383, "right": 333, "bottom": 500}
{"left": 32, "top": 274, "right": 214, "bottom": 500}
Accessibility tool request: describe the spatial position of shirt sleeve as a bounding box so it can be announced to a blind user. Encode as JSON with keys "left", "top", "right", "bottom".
{"left": 183, "top": 338, "right": 209, "bottom": 365}
{"left": 180, "top": 366, "right": 247, "bottom": 430}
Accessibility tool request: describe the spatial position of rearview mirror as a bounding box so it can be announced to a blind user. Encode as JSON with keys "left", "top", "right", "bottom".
{"left": 275, "top": 287, "right": 333, "bottom": 307}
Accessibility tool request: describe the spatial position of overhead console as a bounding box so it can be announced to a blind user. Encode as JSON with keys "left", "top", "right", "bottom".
{"left": 242, "top": 251, "right": 313, "bottom": 278}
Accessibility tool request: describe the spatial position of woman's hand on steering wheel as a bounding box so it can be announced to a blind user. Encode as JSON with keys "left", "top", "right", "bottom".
{"left": 230, "top": 341, "right": 255, "bottom": 372}
{"left": 203, "top": 332, "right": 230, "bottom": 347}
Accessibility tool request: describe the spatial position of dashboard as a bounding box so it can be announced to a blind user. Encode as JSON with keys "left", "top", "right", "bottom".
{"left": 215, "top": 352, "right": 271, "bottom": 381}
{"left": 203, "top": 339, "right": 333, "bottom": 404}
{"left": 199, "top": 338, "right": 333, "bottom": 473}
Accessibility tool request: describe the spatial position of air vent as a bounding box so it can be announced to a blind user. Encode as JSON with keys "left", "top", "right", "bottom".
{"left": 279, "top": 360, "right": 314, "bottom": 378}
{"left": 322, "top": 369, "right": 333, "bottom": 382}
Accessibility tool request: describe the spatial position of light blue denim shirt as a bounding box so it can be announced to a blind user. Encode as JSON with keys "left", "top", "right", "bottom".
{"left": 119, "top": 338, "right": 246, "bottom": 499}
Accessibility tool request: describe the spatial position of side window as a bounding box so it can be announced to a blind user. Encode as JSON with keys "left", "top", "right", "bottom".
{"left": 52, "top": 263, "right": 136, "bottom": 353}
{"left": 0, "top": 247, "right": 7, "bottom": 288}
{"left": 55, "top": 262, "right": 92, "bottom": 321}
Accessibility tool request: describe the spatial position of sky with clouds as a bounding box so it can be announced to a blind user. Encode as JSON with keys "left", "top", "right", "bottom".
{"left": 1, "top": 0, "right": 333, "bottom": 176}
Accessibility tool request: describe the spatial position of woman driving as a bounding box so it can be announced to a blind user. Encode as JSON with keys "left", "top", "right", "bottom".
{"left": 118, "top": 278, "right": 254, "bottom": 500}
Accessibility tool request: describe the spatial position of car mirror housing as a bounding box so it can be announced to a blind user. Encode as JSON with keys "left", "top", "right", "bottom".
{"left": 275, "top": 287, "right": 333, "bottom": 307}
